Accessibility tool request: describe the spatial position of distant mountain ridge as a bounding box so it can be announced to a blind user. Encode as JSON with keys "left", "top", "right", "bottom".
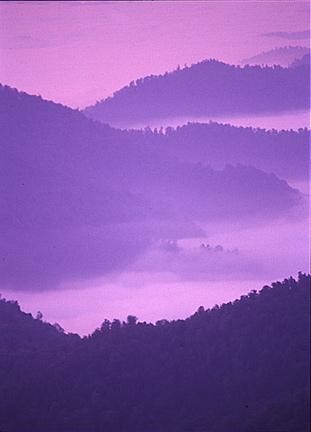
{"left": 291, "top": 53, "right": 311, "bottom": 68}
{"left": 84, "top": 59, "right": 310, "bottom": 127}
{"left": 138, "top": 122, "right": 309, "bottom": 181}
{"left": 0, "top": 274, "right": 309, "bottom": 431}
{"left": 241, "top": 46, "right": 310, "bottom": 67}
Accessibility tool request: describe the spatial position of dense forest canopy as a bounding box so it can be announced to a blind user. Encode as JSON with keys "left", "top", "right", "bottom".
{"left": 84, "top": 59, "right": 310, "bottom": 126}
{"left": 0, "top": 274, "right": 309, "bottom": 431}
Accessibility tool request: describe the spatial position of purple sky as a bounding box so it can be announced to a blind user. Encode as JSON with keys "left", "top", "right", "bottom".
{"left": 0, "top": 1, "right": 309, "bottom": 107}
{"left": 0, "top": 1, "right": 310, "bottom": 335}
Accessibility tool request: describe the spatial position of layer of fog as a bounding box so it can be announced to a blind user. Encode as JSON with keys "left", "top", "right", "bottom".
{"left": 115, "top": 109, "right": 310, "bottom": 132}
{"left": 6, "top": 217, "right": 308, "bottom": 335}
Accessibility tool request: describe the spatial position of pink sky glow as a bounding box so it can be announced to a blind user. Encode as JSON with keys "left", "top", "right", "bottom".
{"left": 0, "top": 1, "right": 309, "bottom": 107}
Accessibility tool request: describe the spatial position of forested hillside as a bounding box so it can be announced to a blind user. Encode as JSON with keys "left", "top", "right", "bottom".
{"left": 0, "top": 274, "right": 309, "bottom": 431}
{"left": 129, "top": 122, "right": 309, "bottom": 181}
{"left": 84, "top": 59, "right": 310, "bottom": 126}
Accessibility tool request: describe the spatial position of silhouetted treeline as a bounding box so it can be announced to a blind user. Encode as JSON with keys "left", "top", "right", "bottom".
{"left": 0, "top": 274, "right": 309, "bottom": 431}
{"left": 84, "top": 59, "right": 310, "bottom": 126}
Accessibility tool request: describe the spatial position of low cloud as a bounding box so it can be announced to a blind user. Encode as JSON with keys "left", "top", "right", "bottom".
{"left": 131, "top": 240, "right": 263, "bottom": 281}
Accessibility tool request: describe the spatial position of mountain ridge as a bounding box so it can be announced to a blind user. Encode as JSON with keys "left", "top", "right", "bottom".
{"left": 241, "top": 46, "right": 310, "bottom": 67}
{"left": 0, "top": 273, "right": 309, "bottom": 431}
{"left": 0, "top": 84, "right": 307, "bottom": 291}
{"left": 83, "top": 59, "right": 310, "bottom": 127}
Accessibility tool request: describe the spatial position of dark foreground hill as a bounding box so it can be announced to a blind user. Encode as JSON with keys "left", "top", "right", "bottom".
{"left": 0, "top": 274, "right": 309, "bottom": 432}
{"left": 84, "top": 59, "right": 310, "bottom": 127}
